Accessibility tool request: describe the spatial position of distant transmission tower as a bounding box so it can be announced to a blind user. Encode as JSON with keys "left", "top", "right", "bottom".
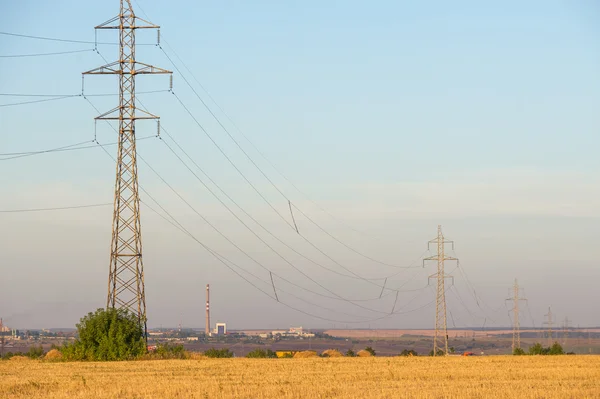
{"left": 543, "top": 307, "right": 554, "bottom": 347}
{"left": 506, "top": 278, "right": 527, "bottom": 352}
{"left": 562, "top": 316, "right": 571, "bottom": 347}
{"left": 83, "top": 1, "right": 172, "bottom": 336}
{"left": 423, "top": 225, "right": 457, "bottom": 356}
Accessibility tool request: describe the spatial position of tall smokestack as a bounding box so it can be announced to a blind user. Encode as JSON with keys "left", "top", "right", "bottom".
{"left": 205, "top": 284, "right": 210, "bottom": 336}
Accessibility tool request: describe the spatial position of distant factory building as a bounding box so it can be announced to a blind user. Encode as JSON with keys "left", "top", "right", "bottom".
{"left": 215, "top": 323, "right": 227, "bottom": 336}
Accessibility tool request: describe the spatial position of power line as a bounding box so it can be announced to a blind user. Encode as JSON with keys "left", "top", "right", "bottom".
{"left": 291, "top": 203, "right": 417, "bottom": 269}
{"left": 0, "top": 94, "right": 80, "bottom": 108}
{"left": 123, "top": 144, "right": 435, "bottom": 324}
{"left": 0, "top": 140, "right": 94, "bottom": 158}
{"left": 158, "top": 131, "right": 384, "bottom": 284}
{"left": 169, "top": 90, "right": 421, "bottom": 282}
{"left": 0, "top": 90, "right": 169, "bottom": 98}
{"left": 86, "top": 96, "right": 395, "bottom": 314}
{"left": 170, "top": 90, "right": 295, "bottom": 231}
{"left": 141, "top": 193, "right": 382, "bottom": 322}
{"left": 0, "top": 48, "right": 94, "bottom": 58}
{"left": 163, "top": 51, "right": 408, "bottom": 269}
{"left": 153, "top": 121, "right": 421, "bottom": 286}
{"left": 138, "top": 150, "right": 392, "bottom": 316}
{"left": 0, "top": 30, "right": 155, "bottom": 46}
{"left": 0, "top": 136, "right": 156, "bottom": 161}
{"left": 0, "top": 203, "right": 111, "bottom": 213}
{"left": 159, "top": 131, "right": 432, "bottom": 299}
{"left": 148, "top": 20, "right": 390, "bottom": 243}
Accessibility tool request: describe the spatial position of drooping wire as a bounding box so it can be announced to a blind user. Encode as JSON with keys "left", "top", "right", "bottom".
{"left": 169, "top": 90, "right": 295, "bottom": 230}
{"left": 165, "top": 94, "right": 427, "bottom": 289}
{"left": 0, "top": 94, "right": 80, "bottom": 108}
{"left": 0, "top": 90, "right": 169, "bottom": 98}
{"left": 158, "top": 132, "right": 385, "bottom": 284}
{"left": 95, "top": 47, "right": 422, "bottom": 293}
{"left": 146, "top": 25, "right": 411, "bottom": 270}
{"left": 164, "top": 53, "right": 411, "bottom": 270}
{"left": 0, "top": 140, "right": 94, "bottom": 159}
{"left": 0, "top": 48, "right": 94, "bottom": 58}
{"left": 390, "top": 291, "right": 400, "bottom": 313}
{"left": 139, "top": 150, "right": 393, "bottom": 315}
{"left": 85, "top": 97, "right": 397, "bottom": 315}
{"left": 292, "top": 203, "right": 415, "bottom": 269}
{"left": 157, "top": 127, "right": 430, "bottom": 293}
{"left": 0, "top": 203, "right": 111, "bottom": 213}
{"left": 269, "top": 272, "right": 279, "bottom": 302}
{"left": 141, "top": 194, "right": 380, "bottom": 322}
{"left": 131, "top": 149, "right": 436, "bottom": 323}
{"left": 0, "top": 31, "right": 155, "bottom": 46}
{"left": 449, "top": 285, "right": 487, "bottom": 322}
{"left": 168, "top": 92, "right": 423, "bottom": 284}
{"left": 147, "top": 19, "right": 385, "bottom": 243}
{"left": 288, "top": 200, "right": 300, "bottom": 234}
{"left": 379, "top": 278, "right": 387, "bottom": 299}
{"left": 0, "top": 135, "right": 155, "bottom": 161}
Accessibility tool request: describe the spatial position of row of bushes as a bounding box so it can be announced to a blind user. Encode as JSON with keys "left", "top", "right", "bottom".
{"left": 513, "top": 342, "right": 573, "bottom": 356}
{"left": 1, "top": 345, "right": 45, "bottom": 360}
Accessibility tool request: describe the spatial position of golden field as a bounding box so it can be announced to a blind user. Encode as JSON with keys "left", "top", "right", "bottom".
{"left": 1, "top": 356, "right": 600, "bottom": 399}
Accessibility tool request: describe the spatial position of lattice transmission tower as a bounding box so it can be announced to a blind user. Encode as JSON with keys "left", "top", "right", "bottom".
{"left": 83, "top": 1, "right": 172, "bottom": 335}
{"left": 543, "top": 307, "right": 554, "bottom": 347}
{"left": 423, "top": 225, "right": 457, "bottom": 356}
{"left": 506, "top": 278, "right": 527, "bottom": 351}
{"left": 562, "top": 316, "right": 571, "bottom": 347}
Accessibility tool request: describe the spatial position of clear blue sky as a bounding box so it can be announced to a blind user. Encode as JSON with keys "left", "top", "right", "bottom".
{"left": 0, "top": 1, "right": 599, "bottom": 330}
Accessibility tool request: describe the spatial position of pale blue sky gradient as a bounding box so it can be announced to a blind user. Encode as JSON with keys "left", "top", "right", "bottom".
{"left": 0, "top": 1, "right": 599, "bottom": 330}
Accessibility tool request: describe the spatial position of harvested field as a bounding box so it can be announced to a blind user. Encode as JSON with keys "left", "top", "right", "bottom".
{"left": 1, "top": 356, "right": 599, "bottom": 398}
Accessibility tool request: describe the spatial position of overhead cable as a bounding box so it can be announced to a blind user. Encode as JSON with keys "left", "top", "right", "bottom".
{"left": 153, "top": 28, "right": 390, "bottom": 245}
{"left": 0, "top": 48, "right": 94, "bottom": 58}
{"left": 0, "top": 203, "right": 111, "bottom": 213}
{"left": 86, "top": 96, "right": 394, "bottom": 314}
{"left": 0, "top": 94, "right": 80, "bottom": 108}
{"left": 0, "top": 31, "right": 154, "bottom": 46}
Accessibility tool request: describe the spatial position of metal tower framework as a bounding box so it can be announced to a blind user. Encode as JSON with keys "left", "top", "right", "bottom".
{"left": 506, "top": 278, "right": 527, "bottom": 351}
{"left": 423, "top": 225, "right": 457, "bottom": 356}
{"left": 205, "top": 284, "right": 211, "bottom": 336}
{"left": 83, "top": 1, "right": 172, "bottom": 335}
{"left": 543, "top": 307, "right": 554, "bottom": 347}
{"left": 562, "top": 316, "right": 571, "bottom": 347}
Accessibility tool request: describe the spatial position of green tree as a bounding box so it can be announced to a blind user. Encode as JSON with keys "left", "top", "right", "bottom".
{"left": 151, "top": 343, "right": 186, "bottom": 359}
{"left": 528, "top": 343, "right": 547, "bottom": 355}
{"left": 513, "top": 347, "right": 526, "bottom": 356}
{"left": 61, "top": 308, "right": 146, "bottom": 361}
{"left": 204, "top": 348, "right": 234, "bottom": 358}
{"left": 399, "top": 349, "right": 418, "bottom": 357}
{"left": 345, "top": 349, "right": 356, "bottom": 357}
{"left": 364, "top": 346, "right": 376, "bottom": 356}
{"left": 246, "top": 349, "right": 276, "bottom": 358}
{"left": 549, "top": 342, "right": 564, "bottom": 355}
{"left": 26, "top": 345, "right": 45, "bottom": 359}
{"left": 429, "top": 349, "right": 445, "bottom": 356}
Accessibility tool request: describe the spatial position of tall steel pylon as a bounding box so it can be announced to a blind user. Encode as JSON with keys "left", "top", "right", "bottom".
{"left": 423, "top": 225, "right": 457, "bottom": 356}
{"left": 562, "top": 316, "right": 571, "bottom": 347}
{"left": 506, "top": 278, "right": 527, "bottom": 352}
{"left": 83, "top": 1, "right": 172, "bottom": 335}
{"left": 543, "top": 307, "right": 554, "bottom": 347}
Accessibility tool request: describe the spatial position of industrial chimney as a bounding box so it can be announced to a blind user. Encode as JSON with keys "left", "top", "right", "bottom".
{"left": 205, "top": 284, "right": 210, "bottom": 336}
